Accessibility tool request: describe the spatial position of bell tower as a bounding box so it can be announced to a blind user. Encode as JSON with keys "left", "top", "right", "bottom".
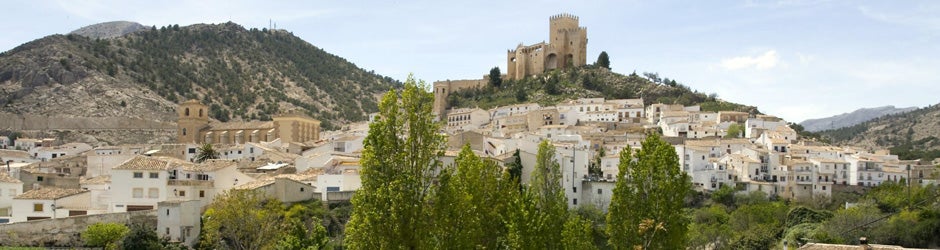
{"left": 177, "top": 100, "right": 209, "bottom": 144}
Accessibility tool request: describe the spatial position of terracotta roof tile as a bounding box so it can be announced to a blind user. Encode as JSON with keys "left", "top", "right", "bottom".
{"left": 14, "top": 188, "right": 87, "bottom": 200}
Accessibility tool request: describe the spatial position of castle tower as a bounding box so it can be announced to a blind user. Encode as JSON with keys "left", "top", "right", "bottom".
{"left": 548, "top": 13, "right": 588, "bottom": 69}
{"left": 177, "top": 100, "right": 209, "bottom": 144}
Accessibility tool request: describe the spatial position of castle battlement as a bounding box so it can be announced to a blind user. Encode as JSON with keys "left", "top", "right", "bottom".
{"left": 550, "top": 13, "right": 579, "bottom": 21}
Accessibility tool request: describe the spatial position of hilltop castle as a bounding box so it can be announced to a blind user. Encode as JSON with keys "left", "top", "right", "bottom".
{"left": 507, "top": 13, "right": 588, "bottom": 80}
{"left": 433, "top": 13, "right": 589, "bottom": 118}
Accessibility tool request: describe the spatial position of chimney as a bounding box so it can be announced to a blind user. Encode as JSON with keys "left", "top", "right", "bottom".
{"left": 859, "top": 237, "right": 871, "bottom": 250}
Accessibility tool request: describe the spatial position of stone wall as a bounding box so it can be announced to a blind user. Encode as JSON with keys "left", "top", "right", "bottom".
{"left": 432, "top": 79, "right": 487, "bottom": 118}
{"left": 0, "top": 210, "right": 157, "bottom": 247}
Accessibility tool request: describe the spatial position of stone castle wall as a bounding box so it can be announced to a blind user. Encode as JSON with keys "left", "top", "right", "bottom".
{"left": 432, "top": 79, "right": 488, "bottom": 118}
{"left": 0, "top": 210, "right": 157, "bottom": 247}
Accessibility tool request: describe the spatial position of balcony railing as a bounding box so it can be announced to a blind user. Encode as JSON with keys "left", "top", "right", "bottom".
{"left": 168, "top": 179, "right": 213, "bottom": 187}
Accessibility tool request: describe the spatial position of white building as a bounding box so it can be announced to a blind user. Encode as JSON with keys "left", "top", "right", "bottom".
{"left": 0, "top": 172, "right": 24, "bottom": 218}
{"left": 29, "top": 143, "right": 93, "bottom": 162}
{"left": 11, "top": 188, "right": 90, "bottom": 222}
{"left": 157, "top": 200, "right": 201, "bottom": 247}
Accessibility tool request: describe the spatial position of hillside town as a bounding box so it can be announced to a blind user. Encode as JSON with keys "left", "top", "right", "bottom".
{"left": 1, "top": 95, "right": 938, "bottom": 247}
{"left": 1, "top": 9, "right": 939, "bottom": 249}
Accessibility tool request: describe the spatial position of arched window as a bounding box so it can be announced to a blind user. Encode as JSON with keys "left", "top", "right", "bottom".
{"left": 199, "top": 109, "right": 203, "bottom": 117}
{"left": 185, "top": 108, "right": 190, "bottom": 116}
{"left": 182, "top": 128, "right": 187, "bottom": 136}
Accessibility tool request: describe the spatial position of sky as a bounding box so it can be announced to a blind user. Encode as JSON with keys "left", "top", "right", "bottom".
{"left": 2, "top": 0, "right": 939, "bottom": 123}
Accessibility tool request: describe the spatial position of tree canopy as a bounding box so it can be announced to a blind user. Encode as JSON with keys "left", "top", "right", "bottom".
{"left": 607, "top": 134, "right": 691, "bottom": 249}
{"left": 344, "top": 74, "right": 446, "bottom": 249}
{"left": 596, "top": 51, "right": 610, "bottom": 70}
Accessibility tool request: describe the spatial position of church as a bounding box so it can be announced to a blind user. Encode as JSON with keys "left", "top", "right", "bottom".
{"left": 176, "top": 100, "right": 320, "bottom": 145}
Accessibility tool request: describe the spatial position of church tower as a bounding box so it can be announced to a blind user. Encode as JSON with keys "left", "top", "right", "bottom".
{"left": 177, "top": 100, "right": 209, "bottom": 144}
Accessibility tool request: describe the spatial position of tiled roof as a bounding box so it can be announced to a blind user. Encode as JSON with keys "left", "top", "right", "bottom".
{"left": 0, "top": 172, "right": 22, "bottom": 183}
{"left": 114, "top": 156, "right": 170, "bottom": 170}
{"left": 187, "top": 159, "right": 236, "bottom": 172}
{"left": 80, "top": 175, "right": 111, "bottom": 185}
{"left": 14, "top": 187, "right": 87, "bottom": 200}
{"left": 209, "top": 120, "right": 274, "bottom": 131}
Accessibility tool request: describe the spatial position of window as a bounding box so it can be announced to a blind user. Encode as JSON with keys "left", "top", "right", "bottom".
{"left": 37, "top": 176, "right": 43, "bottom": 182}
{"left": 34, "top": 203, "right": 43, "bottom": 212}
{"left": 197, "top": 174, "right": 209, "bottom": 181}
{"left": 166, "top": 209, "right": 170, "bottom": 216}
{"left": 199, "top": 190, "right": 205, "bottom": 198}
{"left": 573, "top": 198, "right": 578, "bottom": 205}
{"left": 182, "top": 128, "right": 187, "bottom": 136}
{"left": 597, "top": 189, "right": 602, "bottom": 194}
{"left": 178, "top": 191, "right": 186, "bottom": 197}
{"left": 133, "top": 172, "right": 143, "bottom": 178}
{"left": 300, "top": 187, "right": 305, "bottom": 192}
{"left": 822, "top": 186, "right": 827, "bottom": 191}
{"left": 148, "top": 188, "right": 159, "bottom": 198}
{"left": 133, "top": 188, "right": 143, "bottom": 198}
{"left": 573, "top": 187, "right": 577, "bottom": 193}
{"left": 149, "top": 172, "right": 159, "bottom": 179}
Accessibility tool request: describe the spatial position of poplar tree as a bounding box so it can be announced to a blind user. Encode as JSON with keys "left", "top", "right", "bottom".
{"left": 607, "top": 134, "right": 691, "bottom": 249}
{"left": 344, "top": 75, "right": 446, "bottom": 249}
{"left": 508, "top": 140, "right": 568, "bottom": 249}
{"left": 427, "top": 145, "right": 516, "bottom": 248}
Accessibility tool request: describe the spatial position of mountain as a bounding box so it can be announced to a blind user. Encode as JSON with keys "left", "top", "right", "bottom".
{"left": 799, "top": 105, "right": 917, "bottom": 132}
{"left": 69, "top": 21, "right": 147, "bottom": 39}
{"left": 0, "top": 22, "right": 399, "bottom": 144}
{"left": 819, "top": 104, "right": 940, "bottom": 160}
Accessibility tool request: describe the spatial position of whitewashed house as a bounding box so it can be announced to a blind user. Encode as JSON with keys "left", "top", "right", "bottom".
{"left": 11, "top": 188, "right": 89, "bottom": 222}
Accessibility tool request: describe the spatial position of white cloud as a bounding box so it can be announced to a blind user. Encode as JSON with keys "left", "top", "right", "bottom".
{"left": 719, "top": 50, "right": 779, "bottom": 70}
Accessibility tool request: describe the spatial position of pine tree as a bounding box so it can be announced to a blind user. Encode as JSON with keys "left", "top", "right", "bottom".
{"left": 607, "top": 134, "right": 691, "bottom": 249}
{"left": 596, "top": 51, "right": 610, "bottom": 70}
{"left": 344, "top": 75, "right": 446, "bottom": 249}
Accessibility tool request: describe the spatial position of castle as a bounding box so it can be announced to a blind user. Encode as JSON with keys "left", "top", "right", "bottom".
{"left": 176, "top": 100, "right": 320, "bottom": 145}
{"left": 433, "top": 13, "right": 588, "bottom": 118}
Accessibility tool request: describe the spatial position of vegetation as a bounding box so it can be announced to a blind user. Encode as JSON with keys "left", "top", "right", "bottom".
{"left": 489, "top": 66, "right": 502, "bottom": 88}
{"left": 725, "top": 123, "right": 744, "bottom": 138}
{"left": 195, "top": 143, "right": 219, "bottom": 163}
{"left": 607, "top": 134, "right": 691, "bottom": 249}
{"left": 596, "top": 51, "right": 610, "bottom": 70}
{"left": 445, "top": 66, "right": 758, "bottom": 114}
{"left": 82, "top": 222, "right": 129, "bottom": 249}
{"left": 197, "top": 190, "right": 329, "bottom": 250}
{"left": 344, "top": 75, "right": 446, "bottom": 249}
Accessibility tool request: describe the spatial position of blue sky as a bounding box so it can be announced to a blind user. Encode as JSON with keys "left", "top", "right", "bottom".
{"left": 2, "top": 0, "right": 938, "bottom": 123}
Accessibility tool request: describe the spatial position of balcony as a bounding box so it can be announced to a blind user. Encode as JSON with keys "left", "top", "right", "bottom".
{"left": 168, "top": 179, "right": 213, "bottom": 187}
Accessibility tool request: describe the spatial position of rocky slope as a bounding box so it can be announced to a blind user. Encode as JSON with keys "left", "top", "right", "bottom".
{"left": 800, "top": 105, "right": 917, "bottom": 132}
{"left": 69, "top": 21, "right": 147, "bottom": 39}
{"left": 819, "top": 104, "right": 940, "bottom": 160}
{"left": 0, "top": 21, "right": 400, "bottom": 144}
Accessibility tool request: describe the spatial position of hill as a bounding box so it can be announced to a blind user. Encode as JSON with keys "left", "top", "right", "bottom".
{"left": 0, "top": 22, "right": 399, "bottom": 144}
{"left": 69, "top": 21, "right": 147, "bottom": 39}
{"left": 799, "top": 105, "right": 916, "bottom": 132}
{"left": 819, "top": 104, "right": 940, "bottom": 160}
{"left": 446, "top": 66, "right": 759, "bottom": 114}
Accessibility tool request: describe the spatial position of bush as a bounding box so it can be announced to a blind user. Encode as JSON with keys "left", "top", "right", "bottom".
{"left": 82, "top": 222, "right": 129, "bottom": 249}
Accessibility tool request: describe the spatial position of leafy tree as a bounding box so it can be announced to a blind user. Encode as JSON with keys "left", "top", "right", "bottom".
{"left": 82, "top": 222, "right": 129, "bottom": 249}
{"left": 711, "top": 184, "right": 736, "bottom": 207}
{"left": 725, "top": 123, "right": 745, "bottom": 138}
{"left": 344, "top": 75, "right": 446, "bottom": 249}
{"left": 508, "top": 140, "right": 568, "bottom": 249}
{"left": 562, "top": 214, "right": 598, "bottom": 250}
{"left": 195, "top": 143, "right": 219, "bottom": 163}
{"left": 595, "top": 51, "right": 610, "bottom": 70}
{"left": 688, "top": 205, "right": 732, "bottom": 250}
{"left": 198, "top": 189, "right": 325, "bottom": 250}
{"left": 607, "top": 134, "right": 691, "bottom": 249}
{"left": 122, "top": 223, "right": 164, "bottom": 250}
{"left": 427, "top": 145, "right": 516, "bottom": 248}
{"left": 489, "top": 66, "right": 503, "bottom": 88}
